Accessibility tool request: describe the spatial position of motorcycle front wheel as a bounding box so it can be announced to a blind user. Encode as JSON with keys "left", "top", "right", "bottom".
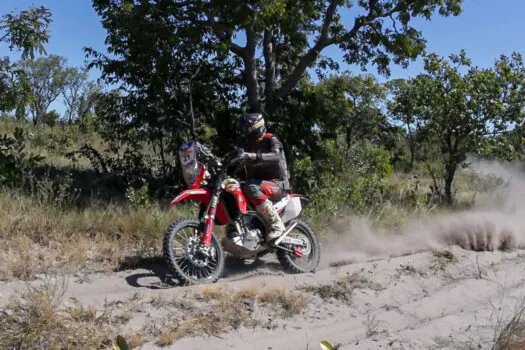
{"left": 163, "top": 218, "right": 225, "bottom": 285}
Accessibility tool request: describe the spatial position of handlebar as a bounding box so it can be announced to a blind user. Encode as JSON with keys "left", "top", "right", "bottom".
{"left": 195, "top": 142, "right": 245, "bottom": 173}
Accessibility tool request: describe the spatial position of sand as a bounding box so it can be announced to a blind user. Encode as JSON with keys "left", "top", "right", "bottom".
{"left": 2, "top": 159, "right": 525, "bottom": 349}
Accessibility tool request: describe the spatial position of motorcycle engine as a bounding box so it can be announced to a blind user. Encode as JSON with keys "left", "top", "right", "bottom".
{"left": 226, "top": 217, "right": 264, "bottom": 252}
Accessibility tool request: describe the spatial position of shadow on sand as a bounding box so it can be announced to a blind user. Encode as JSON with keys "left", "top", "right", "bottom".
{"left": 121, "top": 255, "right": 283, "bottom": 289}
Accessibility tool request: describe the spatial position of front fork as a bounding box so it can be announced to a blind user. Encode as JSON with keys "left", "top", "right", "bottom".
{"left": 200, "top": 176, "right": 224, "bottom": 246}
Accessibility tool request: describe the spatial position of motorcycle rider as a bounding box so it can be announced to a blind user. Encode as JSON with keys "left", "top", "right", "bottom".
{"left": 235, "top": 112, "right": 290, "bottom": 244}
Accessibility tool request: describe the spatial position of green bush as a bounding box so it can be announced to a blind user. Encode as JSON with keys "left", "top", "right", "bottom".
{"left": 0, "top": 127, "right": 44, "bottom": 186}
{"left": 303, "top": 140, "right": 394, "bottom": 221}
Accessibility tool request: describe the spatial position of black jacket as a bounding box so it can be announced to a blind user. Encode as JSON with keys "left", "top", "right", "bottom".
{"left": 244, "top": 133, "right": 290, "bottom": 190}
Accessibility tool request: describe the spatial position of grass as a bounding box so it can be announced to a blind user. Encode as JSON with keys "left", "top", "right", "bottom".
{"left": 363, "top": 312, "right": 383, "bottom": 338}
{"left": 0, "top": 279, "right": 308, "bottom": 349}
{"left": 0, "top": 277, "right": 121, "bottom": 349}
{"left": 492, "top": 297, "right": 525, "bottom": 350}
{"left": 0, "top": 187, "right": 196, "bottom": 280}
{"left": 301, "top": 272, "right": 382, "bottom": 303}
{"left": 0, "top": 116, "right": 506, "bottom": 281}
{"left": 430, "top": 249, "right": 459, "bottom": 272}
{"left": 259, "top": 287, "right": 308, "bottom": 317}
{"left": 146, "top": 285, "right": 307, "bottom": 345}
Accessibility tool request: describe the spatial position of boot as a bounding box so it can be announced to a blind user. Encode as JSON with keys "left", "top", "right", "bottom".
{"left": 256, "top": 199, "right": 285, "bottom": 243}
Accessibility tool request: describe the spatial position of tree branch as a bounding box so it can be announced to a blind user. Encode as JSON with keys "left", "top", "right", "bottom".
{"left": 201, "top": 6, "right": 248, "bottom": 59}
{"left": 333, "top": 1, "right": 402, "bottom": 45}
{"left": 244, "top": 28, "right": 260, "bottom": 111}
{"left": 276, "top": 0, "right": 342, "bottom": 100}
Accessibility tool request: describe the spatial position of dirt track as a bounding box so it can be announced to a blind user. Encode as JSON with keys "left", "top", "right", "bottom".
{"left": 2, "top": 162, "right": 525, "bottom": 349}
{"left": 2, "top": 245, "right": 525, "bottom": 350}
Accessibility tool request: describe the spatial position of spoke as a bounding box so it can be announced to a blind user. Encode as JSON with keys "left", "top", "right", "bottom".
{"left": 172, "top": 249, "right": 185, "bottom": 257}
{"left": 203, "top": 265, "right": 213, "bottom": 277}
{"left": 174, "top": 236, "right": 186, "bottom": 247}
{"left": 182, "top": 228, "right": 195, "bottom": 240}
{"left": 192, "top": 264, "right": 199, "bottom": 279}
{"left": 173, "top": 240, "right": 184, "bottom": 248}
{"left": 179, "top": 258, "right": 188, "bottom": 270}
{"left": 182, "top": 261, "right": 190, "bottom": 275}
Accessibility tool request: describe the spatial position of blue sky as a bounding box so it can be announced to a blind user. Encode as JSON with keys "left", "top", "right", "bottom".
{"left": 2, "top": 0, "right": 525, "bottom": 114}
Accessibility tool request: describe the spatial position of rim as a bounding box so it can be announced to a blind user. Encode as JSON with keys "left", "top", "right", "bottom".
{"left": 171, "top": 224, "right": 220, "bottom": 280}
{"left": 286, "top": 226, "right": 316, "bottom": 267}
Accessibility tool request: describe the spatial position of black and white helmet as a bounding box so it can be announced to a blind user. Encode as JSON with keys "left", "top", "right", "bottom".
{"left": 236, "top": 112, "right": 266, "bottom": 143}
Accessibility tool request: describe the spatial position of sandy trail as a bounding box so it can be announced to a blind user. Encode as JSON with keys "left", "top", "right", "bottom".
{"left": 173, "top": 247, "right": 525, "bottom": 350}
{"left": 2, "top": 246, "right": 525, "bottom": 350}
{"left": 2, "top": 160, "right": 525, "bottom": 349}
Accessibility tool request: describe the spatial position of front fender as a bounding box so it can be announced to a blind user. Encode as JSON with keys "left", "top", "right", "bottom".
{"left": 170, "top": 188, "right": 212, "bottom": 206}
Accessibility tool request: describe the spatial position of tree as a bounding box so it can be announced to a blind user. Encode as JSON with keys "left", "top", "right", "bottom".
{"left": 77, "top": 80, "right": 101, "bottom": 130}
{"left": 62, "top": 66, "right": 88, "bottom": 125}
{"left": 0, "top": 6, "right": 52, "bottom": 114}
{"left": 0, "top": 58, "right": 22, "bottom": 113}
{"left": 1, "top": 6, "right": 51, "bottom": 60}
{"left": 86, "top": 0, "right": 242, "bottom": 184}
{"left": 91, "top": 0, "right": 464, "bottom": 116}
{"left": 387, "top": 78, "right": 426, "bottom": 170}
{"left": 390, "top": 51, "right": 525, "bottom": 204}
{"left": 320, "top": 74, "right": 388, "bottom": 147}
{"left": 20, "top": 55, "right": 71, "bottom": 124}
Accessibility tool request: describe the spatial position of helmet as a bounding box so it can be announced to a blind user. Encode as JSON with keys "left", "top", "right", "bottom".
{"left": 236, "top": 112, "right": 266, "bottom": 143}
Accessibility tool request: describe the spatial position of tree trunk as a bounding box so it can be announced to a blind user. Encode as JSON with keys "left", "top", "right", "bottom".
{"left": 34, "top": 105, "right": 46, "bottom": 125}
{"left": 263, "top": 29, "right": 277, "bottom": 117}
{"left": 159, "top": 134, "right": 167, "bottom": 179}
{"left": 444, "top": 161, "right": 456, "bottom": 205}
{"left": 243, "top": 29, "right": 260, "bottom": 112}
{"left": 345, "top": 125, "right": 352, "bottom": 148}
{"left": 407, "top": 123, "right": 415, "bottom": 171}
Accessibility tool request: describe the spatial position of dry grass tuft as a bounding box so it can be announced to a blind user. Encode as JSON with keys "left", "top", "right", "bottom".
{"left": 199, "top": 285, "right": 228, "bottom": 301}
{"left": 259, "top": 287, "right": 307, "bottom": 317}
{"left": 0, "top": 188, "right": 190, "bottom": 280}
{"left": 431, "top": 249, "right": 458, "bottom": 271}
{"left": 128, "top": 332, "right": 146, "bottom": 348}
{"left": 143, "top": 284, "right": 306, "bottom": 345}
{"left": 157, "top": 330, "right": 176, "bottom": 347}
{"left": 0, "top": 276, "right": 119, "bottom": 349}
{"left": 492, "top": 297, "right": 525, "bottom": 350}
{"left": 233, "top": 284, "right": 259, "bottom": 301}
{"left": 302, "top": 272, "right": 381, "bottom": 303}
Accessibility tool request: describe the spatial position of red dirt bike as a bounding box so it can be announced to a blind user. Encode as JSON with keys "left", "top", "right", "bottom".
{"left": 163, "top": 140, "right": 321, "bottom": 285}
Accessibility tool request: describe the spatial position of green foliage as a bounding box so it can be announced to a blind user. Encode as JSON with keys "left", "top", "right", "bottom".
{"left": 305, "top": 140, "right": 394, "bottom": 219}
{"left": 311, "top": 73, "right": 392, "bottom": 145}
{"left": 90, "top": 0, "right": 464, "bottom": 114}
{"left": 125, "top": 182, "right": 151, "bottom": 208}
{"left": 0, "top": 6, "right": 52, "bottom": 60}
{"left": 42, "top": 110, "right": 59, "bottom": 127}
{"left": 113, "top": 335, "right": 129, "bottom": 350}
{"left": 19, "top": 55, "right": 71, "bottom": 124}
{"left": 1, "top": 6, "right": 52, "bottom": 115}
{"left": 0, "top": 127, "right": 45, "bottom": 186}
{"left": 389, "top": 51, "right": 525, "bottom": 204}
{"left": 0, "top": 58, "right": 23, "bottom": 113}
{"left": 85, "top": 1, "right": 242, "bottom": 186}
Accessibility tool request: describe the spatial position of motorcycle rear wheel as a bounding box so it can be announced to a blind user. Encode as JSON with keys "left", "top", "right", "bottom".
{"left": 276, "top": 219, "right": 320, "bottom": 273}
{"left": 163, "top": 218, "right": 225, "bottom": 285}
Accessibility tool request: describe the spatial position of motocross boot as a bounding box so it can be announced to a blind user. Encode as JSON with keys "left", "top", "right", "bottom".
{"left": 256, "top": 199, "right": 285, "bottom": 244}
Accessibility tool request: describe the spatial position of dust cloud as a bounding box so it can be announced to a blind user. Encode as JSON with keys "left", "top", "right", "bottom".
{"left": 321, "top": 159, "right": 525, "bottom": 268}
